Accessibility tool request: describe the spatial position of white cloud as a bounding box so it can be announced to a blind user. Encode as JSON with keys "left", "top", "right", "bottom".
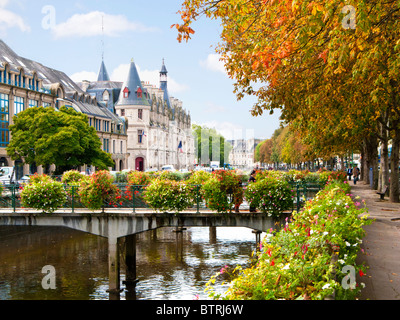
{"left": 200, "top": 54, "right": 226, "bottom": 74}
{"left": 69, "top": 70, "right": 97, "bottom": 83}
{"left": 0, "top": 1, "right": 30, "bottom": 35}
{"left": 111, "top": 63, "right": 189, "bottom": 94}
{"left": 52, "top": 11, "right": 157, "bottom": 39}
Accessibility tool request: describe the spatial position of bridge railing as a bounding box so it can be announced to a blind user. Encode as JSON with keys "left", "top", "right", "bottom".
{"left": 0, "top": 182, "right": 322, "bottom": 213}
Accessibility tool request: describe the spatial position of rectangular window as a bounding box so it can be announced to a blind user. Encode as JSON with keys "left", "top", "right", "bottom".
{"left": 138, "top": 109, "right": 143, "bottom": 120}
{"left": 14, "top": 96, "right": 24, "bottom": 115}
{"left": 103, "top": 139, "right": 109, "bottom": 153}
{"left": 29, "top": 99, "right": 38, "bottom": 108}
{"left": 138, "top": 130, "right": 143, "bottom": 144}
{"left": 113, "top": 140, "right": 115, "bottom": 154}
{"left": 121, "top": 109, "right": 125, "bottom": 117}
{"left": 43, "top": 102, "right": 51, "bottom": 108}
{"left": 120, "top": 141, "right": 123, "bottom": 153}
{"left": 0, "top": 93, "right": 9, "bottom": 147}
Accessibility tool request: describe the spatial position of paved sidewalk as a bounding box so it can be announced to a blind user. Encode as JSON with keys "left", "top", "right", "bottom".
{"left": 351, "top": 182, "right": 400, "bottom": 300}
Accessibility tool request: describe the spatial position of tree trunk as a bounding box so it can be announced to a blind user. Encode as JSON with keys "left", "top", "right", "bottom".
{"left": 389, "top": 127, "right": 400, "bottom": 203}
{"left": 363, "top": 134, "right": 379, "bottom": 189}
{"left": 379, "top": 124, "right": 390, "bottom": 194}
{"left": 360, "top": 141, "right": 366, "bottom": 183}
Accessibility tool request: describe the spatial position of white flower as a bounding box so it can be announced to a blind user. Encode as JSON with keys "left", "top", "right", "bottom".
{"left": 282, "top": 264, "right": 290, "bottom": 270}
{"left": 322, "top": 283, "right": 330, "bottom": 290}
{"left": 345, "top": 241, "right": 351, "bottom": 246}
{"left": 338, "top": 259, "right": 345, "bottom": 264}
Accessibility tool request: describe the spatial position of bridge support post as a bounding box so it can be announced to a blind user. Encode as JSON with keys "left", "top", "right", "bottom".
{"left": 209, "top": 226, "right": 217, "bottom": 244}
{"left": 123, "top": 234, "right": 138, "bottom": 300}
{"left": 252, "top": 230, "right": 263, "bottom": 251}
{"left": 107, "top": 236, "right": 121, "bottom": 299}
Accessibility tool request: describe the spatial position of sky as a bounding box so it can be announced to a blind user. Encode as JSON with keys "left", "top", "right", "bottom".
{"left": 0, "top": 0, "right": 282, "bottom": 140}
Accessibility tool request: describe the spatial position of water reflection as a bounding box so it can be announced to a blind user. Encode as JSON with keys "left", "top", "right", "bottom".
{"left": 0, "top": 226, "right": 263, "bottom": 300}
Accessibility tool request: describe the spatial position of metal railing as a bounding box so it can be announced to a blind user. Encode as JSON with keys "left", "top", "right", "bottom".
{"left": 0, "top": 182, "right": 322, "bottom": 214}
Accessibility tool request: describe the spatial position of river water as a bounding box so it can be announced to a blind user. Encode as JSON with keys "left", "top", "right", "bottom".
{"left": 0, "top": 226, "right": 263, "bottom": 300}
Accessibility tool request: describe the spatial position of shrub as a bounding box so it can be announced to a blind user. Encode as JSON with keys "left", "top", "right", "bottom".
{"left": 186, "top": 170, "right": 212, "bottom": 186}
{"left": 202, "top": 170, "right": 243, "bottom": 213}
{"left": 29, "top": 173, "right": 52, "bottom": 184}
{"left": 206, "top": 180, "right": 372, "bottom": 300}
{"left": 61, "top": 170, "right": 85, "bottom": 185}
{"left": 21, "top": 180, "right": 66, "bottom": 213}
{"left": 244, "top": 176, "right": 294, "bottom": 217}
{"left": 127, "top": 171, "right": 153, "bottom": 186}
{"left": 78, "top": 170, "right": 119, "bottom": 211}
{"left": 143, "top": 179, "right": 195, "bottom": 213}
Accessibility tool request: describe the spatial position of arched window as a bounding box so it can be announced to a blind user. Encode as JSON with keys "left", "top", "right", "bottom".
{"left": 136, "top": 87, "right": 143, "bottom": 98}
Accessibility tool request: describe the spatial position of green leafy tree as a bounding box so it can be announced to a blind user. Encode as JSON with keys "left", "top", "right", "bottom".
{"left": 7, "top": 106, "right": 114, "bottom": 174}
{"left": 192, "top": 124, "right": 232, "bottom": 167}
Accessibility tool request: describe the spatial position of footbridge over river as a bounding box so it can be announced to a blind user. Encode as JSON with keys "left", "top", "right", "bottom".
{"left": 0, "top": 209, "right": 290, "bottom": 298}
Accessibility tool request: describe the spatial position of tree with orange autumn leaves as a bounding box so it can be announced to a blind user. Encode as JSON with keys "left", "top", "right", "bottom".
{"left": 174, "top": 0, "right": 400, "bottom": 202}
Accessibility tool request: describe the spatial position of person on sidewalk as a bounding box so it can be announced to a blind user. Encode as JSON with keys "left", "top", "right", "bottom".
{"left": 249, "top": 170, "right": 257, "bottom": 212}
{"left": 353, "top": 166, "right": 360, "bottom": 185}
{"left": 347, "top": 167, "right": 353, "bottom": 181}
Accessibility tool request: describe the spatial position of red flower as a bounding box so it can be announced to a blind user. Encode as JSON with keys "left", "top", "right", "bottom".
{"left": 270, "top": 260, "right": 275, "bottom": 266}
{"left": 359, "top": 270, "right": 365, "bottom": 277}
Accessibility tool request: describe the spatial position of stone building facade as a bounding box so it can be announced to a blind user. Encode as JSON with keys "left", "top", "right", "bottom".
{"left": 0, "top": 40, "right": 128, "bottom": 179}
{"left": 80, "top": 59, "right": 195, "bottom": 171}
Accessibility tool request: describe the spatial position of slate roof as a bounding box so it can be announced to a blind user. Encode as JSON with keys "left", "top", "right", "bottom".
{"left": 97, "top": 60, "right": 110, "bottom": 81}
{"left": 116, "top": 60, "right": 150, "bottom": 107}
{"left": 0, "top": 39, "right": 83, "bottom": 94}
{"left": 0, "top": 40, "right": 125, "bottom": 124}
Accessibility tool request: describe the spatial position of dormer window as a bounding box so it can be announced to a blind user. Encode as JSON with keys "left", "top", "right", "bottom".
{"left": 123, "top": 87, "right": 130, "bottom": 98}
{"left": 103, "top": 90, "right": 110, "bottom": 101}
{"left": 136, "top": 87, "right": 143, "bottom": 99}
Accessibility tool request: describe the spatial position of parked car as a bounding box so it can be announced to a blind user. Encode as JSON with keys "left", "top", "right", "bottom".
{"left": 18, "top": 175, "right": 31, "bottom": 184}
{"left": 161, "top": 165, "right": 176, "bottom": 172}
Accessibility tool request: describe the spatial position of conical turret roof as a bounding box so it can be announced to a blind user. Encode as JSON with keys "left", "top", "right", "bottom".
{"left": 97, "top": 60, "right": 110, "bottom": 81}
{"left": 117, "top": 59, "right": 149, "bottom": 106}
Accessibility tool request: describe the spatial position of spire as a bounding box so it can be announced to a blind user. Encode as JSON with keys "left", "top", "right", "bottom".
{"left": 160, "top": 58, "right": 168, "bottom": 75}
{"left": 159, "top": 58, "right": 172, "bottom": 115}
{"left": 97, "top": 60, "right": 110, "bottom": 81}
{"left": 117, "top": 59, "right": 149, "bottom": 106}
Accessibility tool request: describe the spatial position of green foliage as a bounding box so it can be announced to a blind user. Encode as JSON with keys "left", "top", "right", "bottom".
{"left": 186, "top": 170, "right": 212, "bottom": 185}
{"left": 202, "top": 169, "right": 243, "bottom": 213}
{"left": 29, "top": 173, "right": 53, "bottom": 184}
{"left": 21, "top": 179, "right": 66, "bottom": 213}
{"left": 192, "top": 124, "right": 232, "bottom": 166}
{"left": 143, "top": 179, "right": 195, "bottom": 213}
{"left": 127, "top": 171, "right": 153, "bottom": 186}
{"left": 206, "top": 181, "right": 372, "bottom": 300}
{"left": 61, "top": 170, "right": 86, "bottom": 185}
{"left": 7, "top": 106, "right": 114, "bottom": 173}
{"left": 245, "top": 177, "right": 294, "bottom": 217}
{"left": 78, "top": 170, "right": 119, "bottom": 210}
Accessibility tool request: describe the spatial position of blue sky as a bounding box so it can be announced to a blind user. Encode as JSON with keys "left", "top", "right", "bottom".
{"left": 0, "top": 0, "right": 281, "bottom": 140}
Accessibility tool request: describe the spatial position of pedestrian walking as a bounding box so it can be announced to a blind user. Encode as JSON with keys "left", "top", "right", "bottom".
{"left": 347, "top": 167, "right": 353, "bottom": 181}
{"left": 249, "top": 170, "right": 257, "bottom": 213}
{"left": 353, "top": 166, "right": 360, "bottom": 185}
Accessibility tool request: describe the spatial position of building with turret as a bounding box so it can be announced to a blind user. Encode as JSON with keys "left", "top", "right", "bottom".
{"left": 80, "top": 58, "right": 194, "bottom": 171}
